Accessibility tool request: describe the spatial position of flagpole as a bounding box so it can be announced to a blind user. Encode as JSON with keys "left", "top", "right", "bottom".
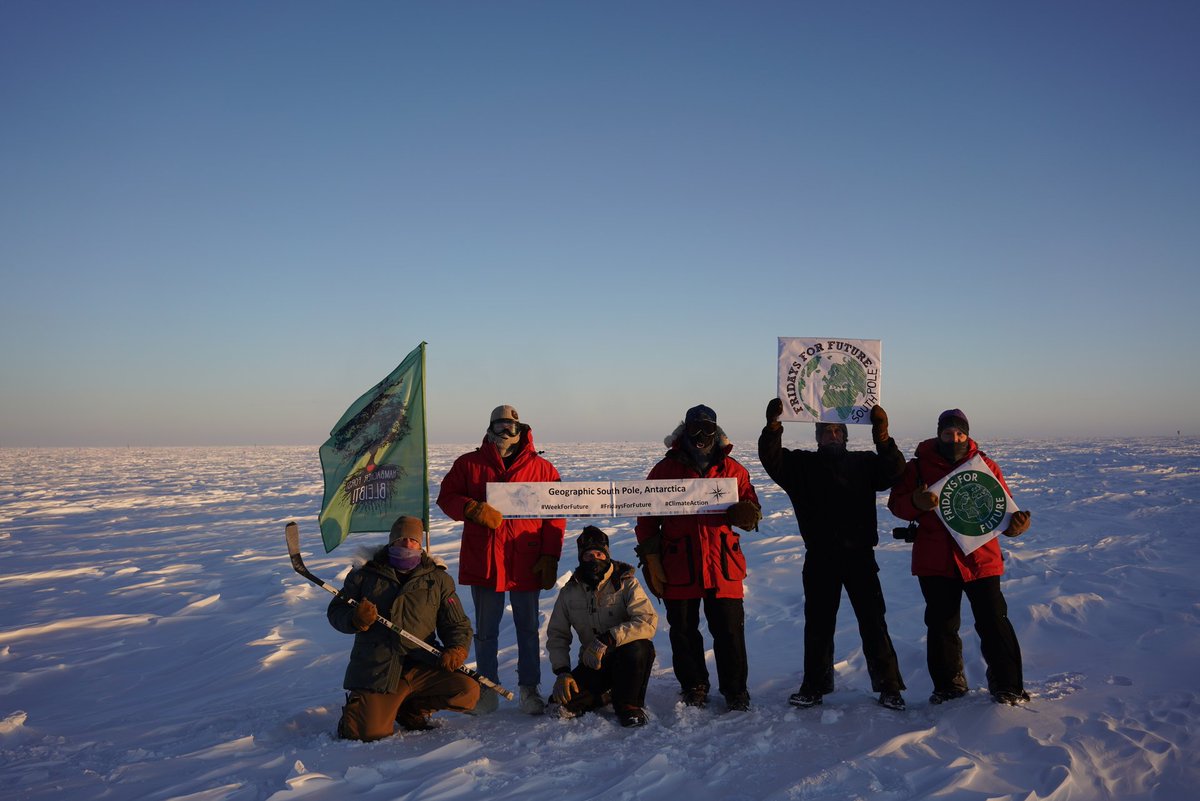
{"left": 420, "top": 341, "right": 430, "bottom": 554}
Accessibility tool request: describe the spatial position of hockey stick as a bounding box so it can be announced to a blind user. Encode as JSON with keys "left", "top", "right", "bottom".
{"left": 284, "top": 521, "right": 514, "bottom": 700}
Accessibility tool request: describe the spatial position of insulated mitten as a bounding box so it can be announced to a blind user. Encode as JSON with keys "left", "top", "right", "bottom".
{"left": 351, "top": 599, "right": 378, "bottom": 632}
{"left": 1003, "top": 510, "right": 1031, "bottom": 537}
{"left": 642, "top": 553, "right": 666, "bottom": 598}
{"left": 464, "top": 500, "right": 503, "bottom": 529}
{"left": 439, "top": 646, "right": 468, "bottom": 672}
{"left": 870, "top": 405, "right": 890, "bottom": 444}
{"left": 765, "top": 398, "right": 783, "bottom": 429}
{"left": 533, "top": 555, "right": 559, "bottom": 590}
{"left": 725, "top": 501, "right": 762, "bottom": 531}
{"left": 912, "top": 484, "right": 938, "bottom": 512}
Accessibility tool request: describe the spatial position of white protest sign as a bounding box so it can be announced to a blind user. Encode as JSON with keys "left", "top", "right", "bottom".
{"left": 927, "top": 454, "right": 1019, "bottom": 556}
{"left": 487, "top": 479, "right": 740, "bottom": 519}
{"left": 777, "top": 337, "right": 881, "bottom": 423}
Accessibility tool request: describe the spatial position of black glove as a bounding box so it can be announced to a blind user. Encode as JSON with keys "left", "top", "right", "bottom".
{"left": 765, "top": 398, "right": 783, "bottom": 429}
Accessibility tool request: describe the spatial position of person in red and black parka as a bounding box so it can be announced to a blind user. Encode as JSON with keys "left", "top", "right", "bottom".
{"left": 635, "top": 404, "right": 761, "bottom": 712}
{"left": 888, "top": 409, "right": 1032, "bottom": 706}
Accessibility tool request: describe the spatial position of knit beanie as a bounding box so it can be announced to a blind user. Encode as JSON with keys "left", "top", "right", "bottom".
{"left": 937, "top": 409, "right": 970, "bottom": 436}
{"left": 389, "top": 515, "right": 424, "bottom": 544}
{"left": 576, "top": 526, "right": 611, "bottom": 561}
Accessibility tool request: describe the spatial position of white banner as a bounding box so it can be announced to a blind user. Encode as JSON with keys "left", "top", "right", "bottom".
{"left": 487, "top": 479, "right": 739, "bottom": 519}
{"left": 927, "top": 455, "right": 1020, "bottom": 556}
{"left": 777, "top": 337, "right": 882, "bottom": 423}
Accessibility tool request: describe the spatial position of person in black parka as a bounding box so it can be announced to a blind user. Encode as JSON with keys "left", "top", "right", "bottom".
{"left": 758, "top": 399, "right": 908, "bottom": 710}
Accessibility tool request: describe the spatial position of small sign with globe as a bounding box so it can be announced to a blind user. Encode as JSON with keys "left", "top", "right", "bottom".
{"left": 926, "top": 454, "right": 1019, "bottom": 556}
{"left": 777, "top": 337, "right": 882, "bottom": 423}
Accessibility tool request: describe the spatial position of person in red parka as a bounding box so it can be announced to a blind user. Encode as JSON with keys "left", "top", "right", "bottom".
{"left": 634, "top": 404, "right": 762, "bottom": 711}
{"left": 887, "top": 409, "right": 1032, "bottom": 705}
{"left": 436, "top": 405, "right": 566, "bottom": 715}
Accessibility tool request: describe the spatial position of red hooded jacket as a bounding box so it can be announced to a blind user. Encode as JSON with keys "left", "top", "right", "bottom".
{"left": 888, "top": 437, "right": 1013, "bottom": 581}
{"left": 634, "top": 434, "right": 760, "bottom": 600}
{"left": 436, "top": 430, "right": 565, "bottom": 592}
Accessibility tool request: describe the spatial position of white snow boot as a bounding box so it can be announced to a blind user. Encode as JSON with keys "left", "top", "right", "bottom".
{"left": 519, "top": 685, "right": 546, "bottom": 715}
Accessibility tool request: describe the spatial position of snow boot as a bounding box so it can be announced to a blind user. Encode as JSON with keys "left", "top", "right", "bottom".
{"left": 397, "top": 708, "right": 439, "bottom": 731}
{"left": 680, "top": 684, "right": 709, "bottom": 707}
{"left": 929, "top": 688, "right": 968, "bottom": 705}
{"left": 991, "top": 690, "right": 1030, "bottom": 706}
{"left": 725, "top": 691, "right": 751, "bottom": 712}
{"left": 788, "top": 688, "right": 823, "bottom": 708}
{"left": 617, "top": 705, "right": 648, "bottom": 727}
{"left": 467, "top": 687, "right": 500, "bottom": 715}
{"left": 519, "top": 685, "right": 546, "bottom": 715}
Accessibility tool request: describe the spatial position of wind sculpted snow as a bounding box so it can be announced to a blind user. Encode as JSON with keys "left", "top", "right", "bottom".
{"left": 0, "top": 439, "right": 1197, "bottom": 800}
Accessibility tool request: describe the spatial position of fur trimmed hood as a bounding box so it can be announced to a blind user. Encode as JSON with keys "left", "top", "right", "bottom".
{"left": 663, "top": 421, "right": 734, "bottom": 474}
{"left": 664, "top": 420, "right": 732, "bottom": 451}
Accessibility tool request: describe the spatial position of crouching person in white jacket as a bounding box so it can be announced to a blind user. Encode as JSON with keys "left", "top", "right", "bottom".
{"left": 547, "top": 526, "right": 658, "bottom": 727}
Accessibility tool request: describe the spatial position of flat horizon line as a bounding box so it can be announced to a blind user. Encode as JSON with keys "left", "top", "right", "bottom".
{"left": 1, "top": 434, "right": 1196, "bottom": 449}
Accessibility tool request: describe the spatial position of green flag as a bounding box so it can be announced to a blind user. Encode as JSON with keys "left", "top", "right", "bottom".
{"left": 318, "top": 342, "right": 428, "bottom": 553}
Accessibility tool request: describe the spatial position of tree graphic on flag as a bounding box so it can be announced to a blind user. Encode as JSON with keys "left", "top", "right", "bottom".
{"left": 318, "top": 343, "right": 428, "bottom": 552}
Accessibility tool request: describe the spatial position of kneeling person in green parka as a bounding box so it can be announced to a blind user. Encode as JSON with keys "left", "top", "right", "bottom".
{"left": 328, "top": 515, "right": 480, "bottom": 740}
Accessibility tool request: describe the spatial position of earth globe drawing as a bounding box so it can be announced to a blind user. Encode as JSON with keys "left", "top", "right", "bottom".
{"left": 792, "top": 353, "right": 870, "bottom": 421}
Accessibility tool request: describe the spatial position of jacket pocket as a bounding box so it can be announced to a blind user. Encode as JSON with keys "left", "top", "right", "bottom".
{"left": 719, "top": 530, "right": 747, "bottom": 581}
{"left": 662, "top": 534, "right": 697, "bottom": 587}
{"left": 510, "top": 530, "right": 542, "bottom": 583}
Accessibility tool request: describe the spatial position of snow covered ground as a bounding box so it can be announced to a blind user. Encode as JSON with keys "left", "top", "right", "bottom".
{"left": 1, "top": 438, "right": 1197, "bottom": 801}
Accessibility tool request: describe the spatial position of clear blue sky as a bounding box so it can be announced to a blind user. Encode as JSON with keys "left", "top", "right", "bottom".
{"left": 2, "top": 1, "right": 1197, "bottom": 446}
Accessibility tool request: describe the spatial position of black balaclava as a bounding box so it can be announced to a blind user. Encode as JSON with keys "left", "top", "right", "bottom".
{"left": 681, "top": 404, "right": 719, "bottom": 467}
{"left": 575, "top": 525, "right": 612, "bottom": 587}
{"left": 936, "top": 408, "right": 970, "bottom": 462}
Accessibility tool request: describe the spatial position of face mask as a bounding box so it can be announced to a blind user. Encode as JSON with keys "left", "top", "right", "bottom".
{"left": 388, "top": 544, "right": 421, "bottom": 571}
{"left": 487, "top": 421, "right": 520, "bottom": 456}
{"left": 686, "top": 419, "right": 717, "bottom": 451}
{"left": 937, "top": 436, "right": 969, "bottom": 462}
{"left": 576, "top": 558, "right": 610, "bottom": 586}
